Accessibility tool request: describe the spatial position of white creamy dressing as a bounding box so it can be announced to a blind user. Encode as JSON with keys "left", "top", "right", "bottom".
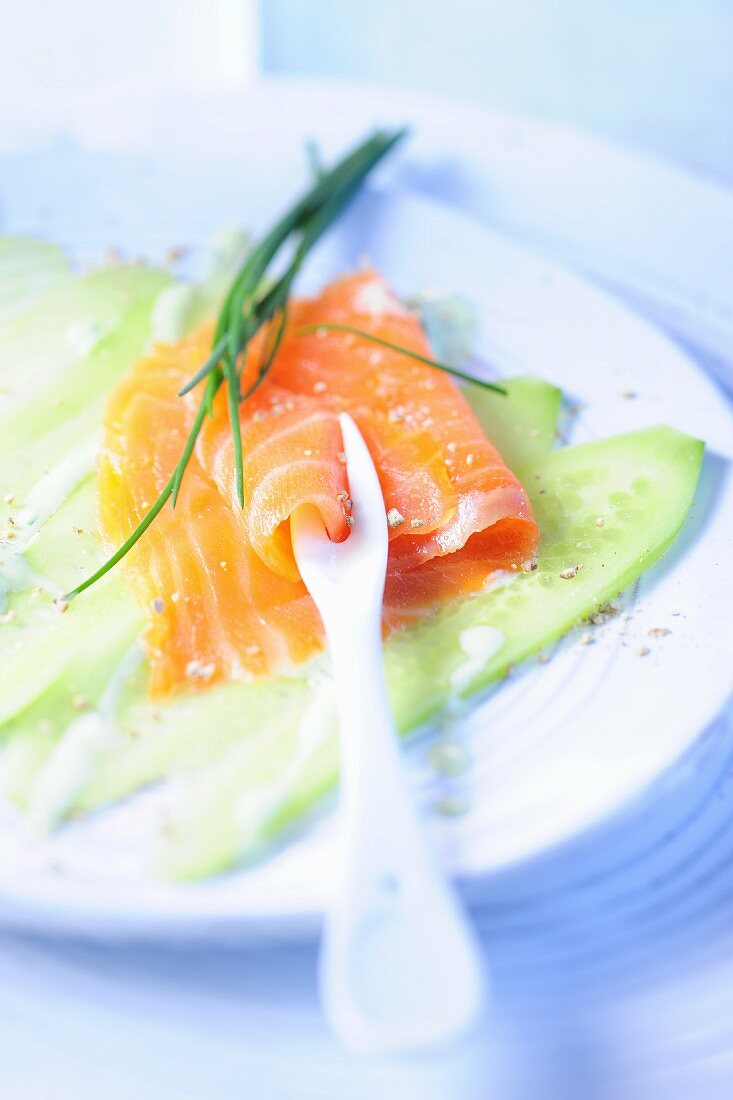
{"left": 204, "top": 225, "right": 250, "bottom": 279}
{"left": 150, "top": 284, "right": 200, "bottom": 343}
{"left": 25, "top": 645, "right": 145, "bottom": 836}
{"left": 64, "top": 318, "right": 108, "bottom": 357}
{"left": 0, "top": 432, "right": 101, "bottom": 606}
{"left": 234, "top": 673, "right": 337, "bottom": 845}
{"left": 25, "top": 711, "right": 119, "bottom": 836}
{"left": 15, "top": 431, "right": 101, "bottom": 536}
{"left": 149, "top": 224, "right": 251, "bottom": 345}
{"left": 450, "top": 625, "right": 505, "bottom": 691}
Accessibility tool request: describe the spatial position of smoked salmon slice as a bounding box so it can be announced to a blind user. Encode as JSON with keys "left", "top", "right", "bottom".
{"left": 98, "top": 269, "right": 539, "bottom": 696}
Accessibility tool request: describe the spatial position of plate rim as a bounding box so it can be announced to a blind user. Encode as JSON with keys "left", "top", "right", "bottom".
{"left": 0, "top": 171, "right": 731, "bottom": 943}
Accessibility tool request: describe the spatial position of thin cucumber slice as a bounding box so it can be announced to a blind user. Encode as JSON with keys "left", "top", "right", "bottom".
{"left": 79, "top": 426, "right": 701, "bottom": 879}
{"left": 0, "top": 433, "right": 144, "bottom": 734}
{"left": 461, "top": 376, "right": 562, "bottom": 470}
{"left": 0, "top": 266, "right": 171, "bottom": 503}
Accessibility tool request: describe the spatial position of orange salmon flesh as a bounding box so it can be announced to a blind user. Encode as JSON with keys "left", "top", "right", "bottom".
{"left": 98, "top": 270, "right": 539, "bottom": 695}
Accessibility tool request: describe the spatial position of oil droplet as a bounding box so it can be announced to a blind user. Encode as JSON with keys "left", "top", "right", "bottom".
{"left": 433, "top": 794, "right": 472, "bottom": 818}
{"left": 428, "top": 738, "right": 472, "bottom": 777}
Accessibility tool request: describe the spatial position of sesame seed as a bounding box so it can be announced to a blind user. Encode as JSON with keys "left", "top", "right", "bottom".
{"left": 337, "top": 452, "right": 347, "bottom": 464}
{"left": 71, "top": 694, "right": 89, "bottom": 711}
{"left": 648, "top": 627, "right": 670, "bottom": 637}
{"left": 313, "top": 380, "right": 327, "bottom": 394}
{"left": 521, "top": 559, "right": 538, "bottom": 573}
{"left": 253, "top": 410, "right": 265, "bottom": 422}
{"left": 446, "top": 442, "right": 457, "bottom": 453}
{"left": 338, "top": 490, "right": 349, "bottom": 502}
{"left": 580, "top": 632, "right": 595, "bottom": 645}
{"left": 345, "top": 515, "right": 355, "bottom": 528}
{"left": 595, "top": 517, "right": 605, "bottom": 528}
{"left": 588, "top": 605, "right": 617, "bottom": 625}
{"left": 635, "top": 646, "right": 650, "bottom": 657}
{"left": 466, "top": 453, "right": 475, "bottom": 466}
{"left": 151, "top": 597, "right": 165, "bottom": 614}
{"left": 245, "top": 643, "right": 262, "bottom": 657}
{"left": 559, "top": 564, "right": 582, "bottom": 579}
{"left": 410, "top": 518, "right": 426, "bottom": 529}
{"left": 3, "top": 494, "right": 14, "bottom": 505}
{"left": 165, "top": 245, "right": 188, "bottom": 264}
{"left": 303, "top": 448, "right": 312, "bottom": 456}
{"left": 621, "top": 390, "right": 638, "bottom": 399}
{"left": 386, "top": 508, "right": 405, "bottom": 528}
{"left": 53, "top": 598, "right": 69, "bottom": 613}
{"left": 171, "top": 591, "right": 180, "bottom": 603}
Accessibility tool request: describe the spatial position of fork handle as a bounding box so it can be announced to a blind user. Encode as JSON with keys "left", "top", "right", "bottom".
{"left": 318, "top": 604, "right": 486, "bottom": 1054}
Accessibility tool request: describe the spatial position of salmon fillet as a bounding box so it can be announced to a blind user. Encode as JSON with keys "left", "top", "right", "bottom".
{"left": 98, "top": 270, "right": 538, "bottom": 695}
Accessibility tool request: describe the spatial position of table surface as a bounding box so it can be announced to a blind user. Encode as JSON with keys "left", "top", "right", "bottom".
{"left": 1, "top": 78, "right": 732, "bottom": 1099}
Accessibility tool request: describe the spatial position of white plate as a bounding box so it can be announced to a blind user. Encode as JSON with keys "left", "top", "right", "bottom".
{"left": 0, "top": 171, "right": 730, "bottom": 941}
{"left": 5, "top": 76, "right": 733, "bottom": 373}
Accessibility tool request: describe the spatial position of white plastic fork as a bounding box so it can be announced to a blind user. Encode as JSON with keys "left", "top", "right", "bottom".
{"left": 290, "top": 413, "right": 485, "bottom": 1054}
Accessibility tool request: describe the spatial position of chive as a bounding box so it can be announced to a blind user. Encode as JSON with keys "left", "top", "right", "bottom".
{"left": 63, "top": 127, "right": 407, "bottom": 602}
{"left": 293, "top": 323, "right": 507, "bottom": 395}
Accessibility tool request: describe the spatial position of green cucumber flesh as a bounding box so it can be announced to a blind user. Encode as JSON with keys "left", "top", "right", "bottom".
{"left": 461, "top": 376, "right": 562, "bottom": 470}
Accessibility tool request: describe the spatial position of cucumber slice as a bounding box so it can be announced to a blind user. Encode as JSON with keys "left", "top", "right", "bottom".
{"left": 461, "top": 376, "right": 562, "bottom": 470}
{"left": 0, "top": 267, "right": 171, "bottom": 503}
{"left": 77, "top": 426, "right": 701, "bottom": 879}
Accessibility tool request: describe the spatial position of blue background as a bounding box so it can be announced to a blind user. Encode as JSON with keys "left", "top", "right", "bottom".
{"left": 262, "top": 0, "right": 733, "bottom": 184}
